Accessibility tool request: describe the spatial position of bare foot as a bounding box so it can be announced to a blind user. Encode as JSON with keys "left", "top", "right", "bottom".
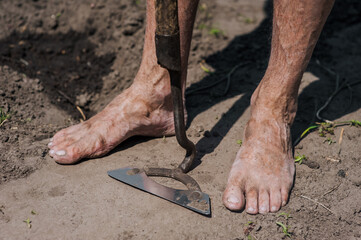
{"left": 223, "top": 95, "right": 295, "bottom": 214}
{"left": 48, "top": 68, "right": 177, "bottom": 164}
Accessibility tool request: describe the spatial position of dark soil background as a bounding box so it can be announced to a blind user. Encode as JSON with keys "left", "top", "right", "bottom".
{"left": 0, "top": 0, "right": 360, "bottom": 239}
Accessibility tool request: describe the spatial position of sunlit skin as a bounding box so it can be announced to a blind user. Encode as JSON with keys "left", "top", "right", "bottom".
{"left": 48, "top": 0, "right": 334, "bottom": 214}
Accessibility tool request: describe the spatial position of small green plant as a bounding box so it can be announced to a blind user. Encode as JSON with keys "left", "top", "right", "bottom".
{"left": 237, "top": 139, "right": 243, "bottom": 146}
{"left": 24, "top": 218, "right": 32, "bottom": 228}
{"left": 245, "top": 221, "right": 254, "bottom": 226}
{"left": 323, "top": 137, "right": 335, "bottom": 145}
{"left": 31, "top": 210, "right": 37, "bottom": 215}
{"left": 318, "top": 122, "right": 334, "bottom": 137}
{"left": 278, "top": 212, "right": 292, "bottom": 220}
{"left": 350, "top": 120, "right": 361, "bottom": 127}
{"left": 294, "top": 153, "right": 306, "bottom": 165}
{"left": 276, "top": 222, "right": 292, "bottom": 238}
{"left": 199, "top": 61, "right": 213, "bottom": 74}
{"left": 239, "top": 14, "right": 256, "bottom": 24}
{"left": 209, "top": 27, "right": 224, "bottom": 37}
{"left": 244, "top": 221, "right": 256, "bottom": 240}
{"left": 0, "top": 108, "right": 10, "bottom": 125}
{"left": 296, "top": 119, "right": 361, "bottom": 145}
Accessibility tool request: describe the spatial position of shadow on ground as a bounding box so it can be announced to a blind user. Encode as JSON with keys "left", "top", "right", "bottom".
{"left": 1, "top": 0, "right": 361, "bottom": 168}
{"left": 185, "top": 0, "right": 361, "bottom": 168}
{"left": 0, "top": 30, "right": 115, "bottom": 118}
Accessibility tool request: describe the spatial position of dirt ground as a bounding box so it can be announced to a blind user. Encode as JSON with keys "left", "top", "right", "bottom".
{"left": 1, "top": 0, "right": 361, "bottom": 239}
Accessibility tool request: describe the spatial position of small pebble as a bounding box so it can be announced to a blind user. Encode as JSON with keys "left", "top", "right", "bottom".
{"left": 337, "top": 169, "right": 346, "bottom": 178}
{"left": 203, "top": 131, "right": 211, "bottom": 138}
{"left": 196, "top": 126, "right": 204, "bottom": 133}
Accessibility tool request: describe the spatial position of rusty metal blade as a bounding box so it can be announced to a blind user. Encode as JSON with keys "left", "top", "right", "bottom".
{"left": 108, "top": 167, "right": 211, "bottom": 216}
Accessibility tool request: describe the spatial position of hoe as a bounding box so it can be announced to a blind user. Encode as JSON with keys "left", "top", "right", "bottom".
{"left": 108, "top": 0, "right": 211, "bottom": 216}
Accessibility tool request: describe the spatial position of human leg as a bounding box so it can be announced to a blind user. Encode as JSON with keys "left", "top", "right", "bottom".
{"left": 223, "top": 0, "right": 334, "bottom": 214}
{"left": 48, "top": 0, "right": 199, "bottom": 164}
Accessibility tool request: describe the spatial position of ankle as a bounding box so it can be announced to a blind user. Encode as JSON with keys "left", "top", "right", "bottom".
{"left": 250, "top": 80, "right": 298, "bottom": 125}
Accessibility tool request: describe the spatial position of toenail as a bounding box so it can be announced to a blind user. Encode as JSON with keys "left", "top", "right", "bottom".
{"left": 55, "top": 150, "right": 66, "bottom": 156}
{"left": 260, "top": 206, "right": 266, "bottom": 212}
{"left": 271, "top": 206, "right": 277, "bottom": 212}
{"left": 247, "top": 207, "right": 255, "bottom": 212}
{"left": 282, "top": 201, "right": 287, "bottom": 206}
{"left": 227, "top": 196, "right": 240, "bottom": 204}
{"left": 48, "top": 142, "right": 53, "bottom": 147}
{"left": 49, "top": 150, "right": 55, "bottom": 155}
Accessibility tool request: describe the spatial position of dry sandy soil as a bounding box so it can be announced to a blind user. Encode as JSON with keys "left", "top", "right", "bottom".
{"left": 1, "top": 0, "right": 361, "bottom": 239}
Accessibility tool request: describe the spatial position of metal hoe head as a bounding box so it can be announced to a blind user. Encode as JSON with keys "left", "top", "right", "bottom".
{"left": 108, "top": 0, "right": 211, "bottom": 216}
{"left": 108, "top": 167, "right": 211, "bottom": 215}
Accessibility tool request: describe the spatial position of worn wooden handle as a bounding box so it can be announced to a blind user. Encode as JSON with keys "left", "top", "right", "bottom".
{"left": 155, "top": 0, "right": 179, "bottom": 35}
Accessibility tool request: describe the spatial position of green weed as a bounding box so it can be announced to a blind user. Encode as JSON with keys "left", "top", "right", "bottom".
{"left": 296, "top": 119, "right": 361, "bottom": 144}
{"left": 199, "top": 61, "right": 213, "bottom": 74}
{"left": 24, "top": 218, "right": 32, "bottom": 228}
{"left": 294, "top": 153, "right": 306, "bottom": 165}
{"left": 323, "top": 137, "right": 335, "bottom": 145}
{"left": 350, "top": 120, "right": 361, "bottom": 127}
{"left": 0, "top": 108, "right": 10, "bottom": 125}
{"left": 239, "top": 14, "right": 256, "bottom": 24}
{"left": 237, "top": 139, "right": 243, "bottom": 146}
{"left": 276, "top": 222, "right": 292, "bottom": 238}
{"left": 208, "top": 27, "right": 224, "bottom": 37}
{"left": 277, "top": 212, "right": 292, "bottom": 220}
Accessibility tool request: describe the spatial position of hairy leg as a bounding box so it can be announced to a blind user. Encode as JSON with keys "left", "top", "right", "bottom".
{"left": 223, "top": 0, "right": 334, "bottom": 214}
{"left": 48, "top": 0, "right": 199, "bottom": 164}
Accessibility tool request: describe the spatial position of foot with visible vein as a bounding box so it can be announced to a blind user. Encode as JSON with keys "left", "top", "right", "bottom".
{"left": 223, "top": 90, "right": 295, "bottom": 214}
{"left": 48, "top": 68, "right": 176, "bottom": 164}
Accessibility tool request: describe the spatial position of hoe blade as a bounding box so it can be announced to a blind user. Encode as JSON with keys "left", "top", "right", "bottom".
{"left": 108, "top": 167, "right": 211, "bottom": 216}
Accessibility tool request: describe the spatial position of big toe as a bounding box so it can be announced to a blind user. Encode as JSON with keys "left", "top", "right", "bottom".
{"left": 50, "top": 145, "right": 81, "bottom": 164}
{"left": 223, "top": 183, "right": 245, "bottom": 211}
{"left": 48, "top": 135, "right": 83, "bottom": 164}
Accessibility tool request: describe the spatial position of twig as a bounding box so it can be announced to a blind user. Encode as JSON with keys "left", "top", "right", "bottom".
{"left": 338, "top": 127, "right": 345, "bottom": 156}
{"left": 20, "top": 58, "right": 29, "bottom": 66}
{"left": 326, "top": 156, "right": 340, "bottom": 163}
{"left": 316, "top": 79, "right": 361, "bottom": 122}
{"left": 316, "top": 75, "right": 343, "bottom": 122}
{"left": 299, "top": 195, "right": 336, "bottom": 215}
{"left": 57, "top": 90, "right": 86, "bottom": 120}
{"left": 222, "top": 63, "right": 247, "bottom": 96}
{"left": 186, "top": 62, "right": 249, "bottom": 96}
{"left": 76, "top": 106, "right": 86, "bottom": 121}
{"left": 338, "top": 128, "right": 344, "bottom": 145}
{"left": 314, "top": 59, "right": 361, "bottom": 121}
{"left": 322, "top": 183, "right": 341, "bottom": 196}
{"left": 0, "top": 118, "right": 8, "bottom": 127}
{"left": 57, "top": 90, "right": 75, "bottom": 105}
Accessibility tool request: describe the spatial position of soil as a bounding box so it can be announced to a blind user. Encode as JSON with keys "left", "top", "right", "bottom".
{"left": 1, "top": 0, "right": 361, "bottom": 239}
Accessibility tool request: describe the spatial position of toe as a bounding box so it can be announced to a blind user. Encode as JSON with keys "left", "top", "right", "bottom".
{"left": 48, "top": 141, "right": 54, "bottom": 148}
{"left": 223, "top": 184, "right": 245, "bottom": 211}
{"left": 270, "top": 188, "right": 282, "bottom": 212}
{"left": 53, "top": 146, "right": 81, "bottom": 164}
{"left": 258, "top": 189, "right": 270, "bottom": 214}
{"left": 245, "top": 189, "right": 258, "bottom": 214}
{"left": 49, "top": 149, "right": 55, "bottom": 157}
{"left": 281, "top": 187, "right": 290, "bottom": 206}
